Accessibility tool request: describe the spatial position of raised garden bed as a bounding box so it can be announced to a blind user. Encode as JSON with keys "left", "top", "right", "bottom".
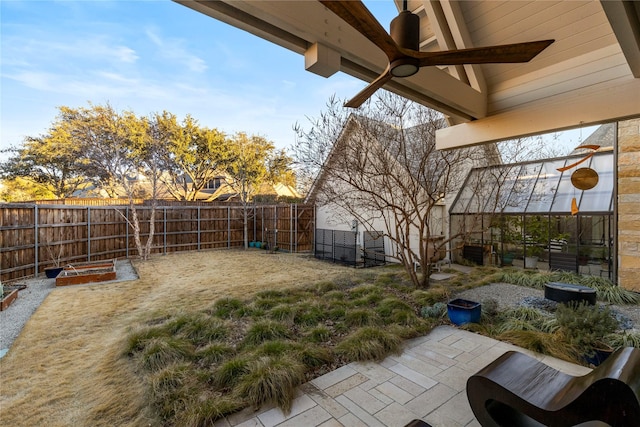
{"left": 56, "top": 259, "right": 117, "bottom": 287}
{"left": 1, "top": 288, "right": 18, "bottom": 311}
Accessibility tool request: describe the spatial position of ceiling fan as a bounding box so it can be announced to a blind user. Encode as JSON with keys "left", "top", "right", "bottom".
{"left": 319, "top": 0, "right": 554, "bottom": 108}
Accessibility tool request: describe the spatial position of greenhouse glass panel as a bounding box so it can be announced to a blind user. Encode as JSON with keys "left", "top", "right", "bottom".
{"left": 526, "top": 159, "right": 564, "bottom": 213}
{"left": 450, "top": 169, "right": 480, "bottom": 213}
{"left": 504, "top": 163, "right": 541, "bottom": 213}
{"left": 550, "top": 169, "right": 580, "bottom": 213}
{"left": 485, "top": 164, "right": 521, "bottom": 213}
{"left": 578, "top": 154, "right": 614, "bottom": 212}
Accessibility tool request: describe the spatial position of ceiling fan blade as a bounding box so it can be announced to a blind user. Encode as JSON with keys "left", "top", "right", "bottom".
{"left": 319, "top": 0, "right": 401, "bottom": 61}
{"left": 345, "top": 66, "right": 393, "bottom": 108}
{"left": 413, "top": 40, "right": 554, "bottom": 66}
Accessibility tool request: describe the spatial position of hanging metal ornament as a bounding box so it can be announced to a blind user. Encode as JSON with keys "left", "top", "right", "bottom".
{"left": 556, "top": 140, "right": 601, "bottom": 215}
{"left": 571, "top": 167, "right": 599, "bottom": 190}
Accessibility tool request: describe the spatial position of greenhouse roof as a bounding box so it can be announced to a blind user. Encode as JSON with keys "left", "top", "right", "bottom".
{"left": 451, "top": 150, "right": 613, "bottom": 215}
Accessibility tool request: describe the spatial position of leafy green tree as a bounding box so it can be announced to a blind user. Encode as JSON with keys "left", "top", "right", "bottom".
{"left": 0, "top": 177, "right": 56, "bottom": 202}
{"left": 0, "top": 120, "right": 86, "bottom": 198}
{"left": 267, "top": 149, "right": 297, "bottom": 188}
{"left": 59, "top": 104, "right": 140, "bottom": 198}
{"left": 223, "top": 132, "right": 272, "bottom": 247}
{"left": 153, "top": 113, "right": 230, "bottom": 201}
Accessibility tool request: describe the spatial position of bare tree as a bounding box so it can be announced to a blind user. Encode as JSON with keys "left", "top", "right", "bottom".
{"left": 295, "top": 93, "right": 492, "bottom": 288}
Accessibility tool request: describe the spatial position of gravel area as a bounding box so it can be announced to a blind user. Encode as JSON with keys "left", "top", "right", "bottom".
{"left": 0, "top": 260, "right": 138, "bottom": 357}
{"left": 455, "top": 282, "right": 640, "bottom": 330}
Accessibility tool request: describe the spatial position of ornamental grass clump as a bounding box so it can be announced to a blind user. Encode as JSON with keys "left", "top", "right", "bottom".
{"left": 124, "top": 265, "right": 437, "bottom": 426}
{"left": 236, "top": 356, "right": 306, "bottom": 412}
{"left": 139, "top": 337, "right": 194, "bottom": 372}
{"left": 243, "top": 320, "right": 290, "bottom": 346}
{"left": 336, "top": 327, "right": 402, "bottom": 361}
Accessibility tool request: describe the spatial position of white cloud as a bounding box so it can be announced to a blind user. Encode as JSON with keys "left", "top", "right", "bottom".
{"left": 144, "top": 27, "right": 207, "bottom": 73}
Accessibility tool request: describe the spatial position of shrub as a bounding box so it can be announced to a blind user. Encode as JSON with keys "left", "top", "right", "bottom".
{"left": 555, "top": 302, "right": 619, "bottom": 357}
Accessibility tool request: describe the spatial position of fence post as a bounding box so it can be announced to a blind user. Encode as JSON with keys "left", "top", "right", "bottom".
{"left": 163, "top": 207, "right": 167, "bottom": 255}
{"left": 126, "top": 206, "right": 129, "bottom": 258}
{"left": 197, "top": 205, "right": 201, "bottom": 251}
{"left": 290, "top": 204, "right": 294, "bottom": 253}
{"left": 87, "top": 206, "right": 91, "bottom": 261}
{"left": 34, "top": 204, "right": 39, "bottom": 275}
{"left": 227, "top": 206, "right": 231, "bottom": 248}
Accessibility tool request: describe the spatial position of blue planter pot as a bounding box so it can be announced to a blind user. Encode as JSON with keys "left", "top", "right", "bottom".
{"left": 254, "top": 242, "right": 261, "bottom": 249}
{"left": 447, "top": 298, "right": 481, "bottom": 326}
{"left": 44, "top": 267, "right": 64, "bottom": 278}
{"left": 249, "top": 241, "right": 255, "bottom": 248}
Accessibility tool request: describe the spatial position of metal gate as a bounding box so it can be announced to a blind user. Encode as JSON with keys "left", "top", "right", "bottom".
{"left": 314, "top": 229, "right": 358, "bottom": 266}
{"left": 363, "top": 231, "right": 386, "bottom": 267}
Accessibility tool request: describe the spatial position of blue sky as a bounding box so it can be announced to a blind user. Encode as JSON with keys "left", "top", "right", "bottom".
{"left": 0, "top": 0, "right": 398, "bottom": 158}
{"left": 1, "top": 0, "right": 595, "bottom": 161}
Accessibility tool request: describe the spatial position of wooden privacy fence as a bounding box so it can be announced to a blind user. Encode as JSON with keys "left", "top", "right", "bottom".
{"left": 0, "top": 203, "right": 315, "bottom": 282}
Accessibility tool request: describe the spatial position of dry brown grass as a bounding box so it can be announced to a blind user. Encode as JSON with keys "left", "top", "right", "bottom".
{"left": 0, "top": 250, "right": 360, "bottom": 427}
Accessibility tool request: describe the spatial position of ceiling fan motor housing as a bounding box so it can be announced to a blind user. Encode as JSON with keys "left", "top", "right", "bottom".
{"left": 390, "top": 10, "right": 419, "bottom": 51}
{"left": 389, "top": 10, "right": 420, "bottom": 77}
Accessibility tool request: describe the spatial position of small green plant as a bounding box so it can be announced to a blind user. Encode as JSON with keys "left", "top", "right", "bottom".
{"left": 555, "top": 302, "right": 619, "bottom": 357}
{"left": 604, "top": 330, "right": 640, "bottom": 349}
{"left": 421, "top": 302, "right": 447, "bottom": 319}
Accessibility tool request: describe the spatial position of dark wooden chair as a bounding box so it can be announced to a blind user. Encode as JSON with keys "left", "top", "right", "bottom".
{"left": 466, "top": 347, "right": 640, "bottom": 426}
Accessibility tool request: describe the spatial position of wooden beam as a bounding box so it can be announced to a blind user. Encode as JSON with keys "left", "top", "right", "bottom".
{"left": 601, "top": 0, "right": 640, "bottom": 77}
{"left": 436, "top": 77, "right": 640, "bottom": 149}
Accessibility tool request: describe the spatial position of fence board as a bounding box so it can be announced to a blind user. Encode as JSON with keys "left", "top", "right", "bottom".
{"left": 1, "top": 202, "right": 314, "bottom": 282}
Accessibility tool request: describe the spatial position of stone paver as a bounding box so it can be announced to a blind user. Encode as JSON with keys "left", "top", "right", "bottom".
{"left": 218, "top": 325, "right": 589, "bottom": 427}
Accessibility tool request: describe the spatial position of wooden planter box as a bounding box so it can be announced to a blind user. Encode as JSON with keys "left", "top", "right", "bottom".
{"left": 56, "top": 259, "right": 117, "bottom": 287}
{"left": 0, "top": 289, "right": 18, "bottom": 311}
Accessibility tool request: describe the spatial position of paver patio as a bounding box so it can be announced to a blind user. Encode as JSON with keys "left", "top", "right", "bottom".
{"left": 213, "top": 325, "right": 590, "bottom": 427}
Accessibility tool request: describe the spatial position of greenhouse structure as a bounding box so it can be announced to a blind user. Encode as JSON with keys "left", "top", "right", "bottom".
{"left": 450, "top": 149, "right": 614, "bottom": 280}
